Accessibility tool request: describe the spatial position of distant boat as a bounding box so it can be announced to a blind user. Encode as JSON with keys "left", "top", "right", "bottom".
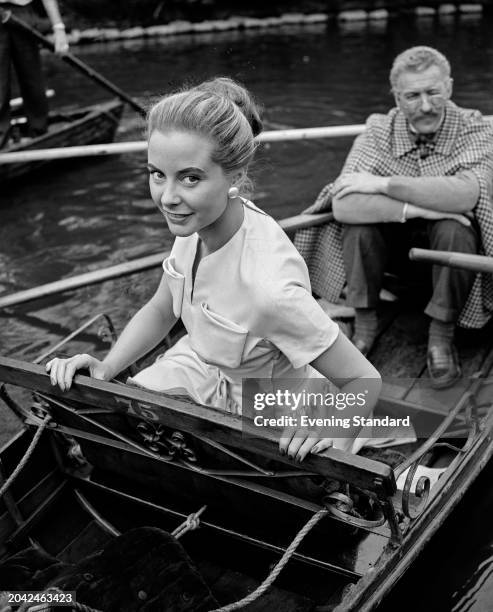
{"left": 0, "top": 99, "right": 124, "bottom": 185}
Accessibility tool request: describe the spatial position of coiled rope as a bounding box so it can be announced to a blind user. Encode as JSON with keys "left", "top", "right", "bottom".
{"left": 0, "top": 415, "right": 51, "bottom": 500}
{"left": 210, "top": 508, "right": 329, "bottom": 612}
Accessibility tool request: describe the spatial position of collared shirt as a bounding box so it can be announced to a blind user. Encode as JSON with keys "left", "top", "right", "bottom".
{"left": 294, "top": 101, "right": 493, "bottom": 329}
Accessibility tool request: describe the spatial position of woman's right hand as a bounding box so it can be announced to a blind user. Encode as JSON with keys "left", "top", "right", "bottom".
{"left": 45, "top": 354, "right": 112, "bottom": 391}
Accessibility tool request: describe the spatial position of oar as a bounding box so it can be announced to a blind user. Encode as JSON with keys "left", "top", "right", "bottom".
{"left": 0, "top": 9, "right": 146, "bottom": 118}
{"left": 0, "top": 125, "right": 369, "bottom": 164}
{"left": 409, "top": 248, "right": 493, "bottom": 274}
{"left": 0, "top": 213, "right": 333, "bottom": 309}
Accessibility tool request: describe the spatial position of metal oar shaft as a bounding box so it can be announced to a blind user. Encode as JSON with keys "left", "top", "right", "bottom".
{"left": 1, "top": 10, "right": 146, "bottom": 117}
{"left": 409, "top": 248, "right": 493, "bottom": 274}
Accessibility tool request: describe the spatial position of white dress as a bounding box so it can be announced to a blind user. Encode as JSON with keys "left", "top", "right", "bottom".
{"left": 130, "top": 202, "right": 340, "bottom": 415}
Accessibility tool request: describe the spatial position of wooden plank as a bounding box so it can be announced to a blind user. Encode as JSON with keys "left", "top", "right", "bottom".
{"left": 0, "top": 357, "right": 396, "bottom": 496}
{"left": 403, "top": 328, "right": 493, "bottom": 414}
{"left": 211, "top": 568, "right": 315, "bottom": 611}
{"left": 58, "top": 520, "right": 111, "bottom": 563}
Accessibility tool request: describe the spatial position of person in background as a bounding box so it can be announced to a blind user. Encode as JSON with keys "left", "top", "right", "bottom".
{"left": 46, "top": 77, "right": 381, "bottom": 461}
{"left": 295, "top": 46, "right": 493, "bottom": 389}
{"left": 0, "top": 0, "right": 69, "bottom": 148}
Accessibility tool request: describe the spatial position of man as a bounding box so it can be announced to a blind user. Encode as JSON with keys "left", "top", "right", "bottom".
{"left": 295, "top": 46, "right": 493, "bottom": 388}
{"left": 0, "top": 0, "right": 69, "bottom": 148}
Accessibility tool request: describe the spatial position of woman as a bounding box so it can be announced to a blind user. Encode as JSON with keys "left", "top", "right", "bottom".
{"left": 47, "top": 78, "right": 381, "bottom": 461}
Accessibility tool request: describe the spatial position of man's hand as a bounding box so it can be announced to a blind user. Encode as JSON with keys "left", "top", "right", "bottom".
{"left": 333, "top": 171, "right": 389, "bottom": 198}
{"left": 53, "top": 26, "right": 69, "bottom": 54}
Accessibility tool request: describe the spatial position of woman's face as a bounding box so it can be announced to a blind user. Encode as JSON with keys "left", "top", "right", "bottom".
{"left": 147, "top": 129, "right": 232, "bottom": 237}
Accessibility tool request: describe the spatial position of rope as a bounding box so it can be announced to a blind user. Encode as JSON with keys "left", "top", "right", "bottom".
{"left": 0, "top": 415, "right": 51, "bottom": 500}
{"left": 210, "top": 508, "right": 329, "bottom": 612}
{"left": 172, "top": 505, "right": 207, "bottom": 539}
{"left": 25, "top": 603, "right": 102, "bottom": 612}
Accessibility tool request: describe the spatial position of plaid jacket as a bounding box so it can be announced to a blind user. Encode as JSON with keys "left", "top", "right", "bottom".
{"left": 294, "top": 102, "right": 493, "bottom": 328}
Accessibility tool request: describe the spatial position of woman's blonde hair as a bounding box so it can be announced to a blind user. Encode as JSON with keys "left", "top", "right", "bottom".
{"left": 147, "top": 78, "right": 262, "bottom": 195}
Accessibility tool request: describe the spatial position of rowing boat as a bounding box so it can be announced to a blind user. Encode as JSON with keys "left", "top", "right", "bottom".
{"left": 0, "top": 99, "right": 124, "bottom": 186}
{"left": 0, "top": 211, "right": 492, "bottom": 611}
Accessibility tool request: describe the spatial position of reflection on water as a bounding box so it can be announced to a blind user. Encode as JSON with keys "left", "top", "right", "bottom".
{"left": 1, "top": 13, "right": 493, "bottom": 611}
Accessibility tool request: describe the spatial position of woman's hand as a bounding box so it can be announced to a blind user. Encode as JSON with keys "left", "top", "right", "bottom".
{"left": 45, "top": 354, "right": 112, "bottom": 391}
{"left": 279, "top": 426, "right": 337, "bottom": 462}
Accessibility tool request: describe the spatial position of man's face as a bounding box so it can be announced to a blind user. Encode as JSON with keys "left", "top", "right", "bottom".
{"left": 394, "top": 64, "right": 452, "bottom": 134}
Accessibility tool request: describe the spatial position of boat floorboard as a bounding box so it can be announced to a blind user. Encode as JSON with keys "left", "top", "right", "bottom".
{"left": 58, "top": 519, "right": 111, "bottom": 564}
{"left": 205, "top": 564, "right": 316, "bottom": 611}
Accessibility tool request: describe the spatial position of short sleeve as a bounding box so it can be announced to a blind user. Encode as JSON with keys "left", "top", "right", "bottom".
{"left": 261, "top": 282, "right": 339, "bottom": 369}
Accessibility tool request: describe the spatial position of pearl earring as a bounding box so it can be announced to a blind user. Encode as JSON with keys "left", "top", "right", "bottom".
{"left": 228, "top": 186, "right": 239, "bottom": 199}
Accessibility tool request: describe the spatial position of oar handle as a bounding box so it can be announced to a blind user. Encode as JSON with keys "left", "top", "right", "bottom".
{"left": 409, "top": 248, "right": 493, "bottom": 274}
{"left": 1, "top": 9, "right": 147, "bottom": 117}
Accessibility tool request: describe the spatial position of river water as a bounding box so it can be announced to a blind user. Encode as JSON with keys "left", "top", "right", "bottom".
{"left": 1, "top": 12, "right": 493, "bottom": 611}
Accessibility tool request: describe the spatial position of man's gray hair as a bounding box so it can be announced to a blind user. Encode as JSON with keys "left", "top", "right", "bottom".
{"left": 390, "top": 46, "right": 451, "bottom": 90}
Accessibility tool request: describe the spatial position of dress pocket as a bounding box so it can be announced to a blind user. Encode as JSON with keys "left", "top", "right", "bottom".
{"left": 191, "top": 302, "right": 248, "bottom": 369}
{"left": 162, "top": 256, "right": 185, "bottom": 318}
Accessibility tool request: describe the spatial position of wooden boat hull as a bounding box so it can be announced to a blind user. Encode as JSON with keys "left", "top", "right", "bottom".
{"left": 1, "top": 342, "right": 492, "bottom": 610}
{"left": 0, "top": 99, "right": 124, "bottom": 185}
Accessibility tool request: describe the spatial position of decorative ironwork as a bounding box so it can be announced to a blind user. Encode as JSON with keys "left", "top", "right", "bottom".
{"left": 136, "top": 422, "right": 197, "bottom": 463}
{"left": 65, "top": 435, "right": 89, "bottom": 469}
{"left": 323, "top": 488, "right": 385, "bottom": 529}
{"left": 167, "top": 431, "right": 198, "bottom": 463}
{"left": 400, "top": 457, "right": 431, "bottom": 520}
{"left": 31, "top": 396, "right": 52, "bottom": 422}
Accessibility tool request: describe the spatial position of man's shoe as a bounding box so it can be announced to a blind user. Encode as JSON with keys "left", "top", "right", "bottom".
{"left": 427, "top": 344, "right": 461, "bottom": 389}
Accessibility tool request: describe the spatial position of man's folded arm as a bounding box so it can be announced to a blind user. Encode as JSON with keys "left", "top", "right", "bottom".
{"left": 385, "top": 171, "right": 479, "bottom": 213}
{"left": 332, "top": 193, "right": 406, "bottom": 224}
